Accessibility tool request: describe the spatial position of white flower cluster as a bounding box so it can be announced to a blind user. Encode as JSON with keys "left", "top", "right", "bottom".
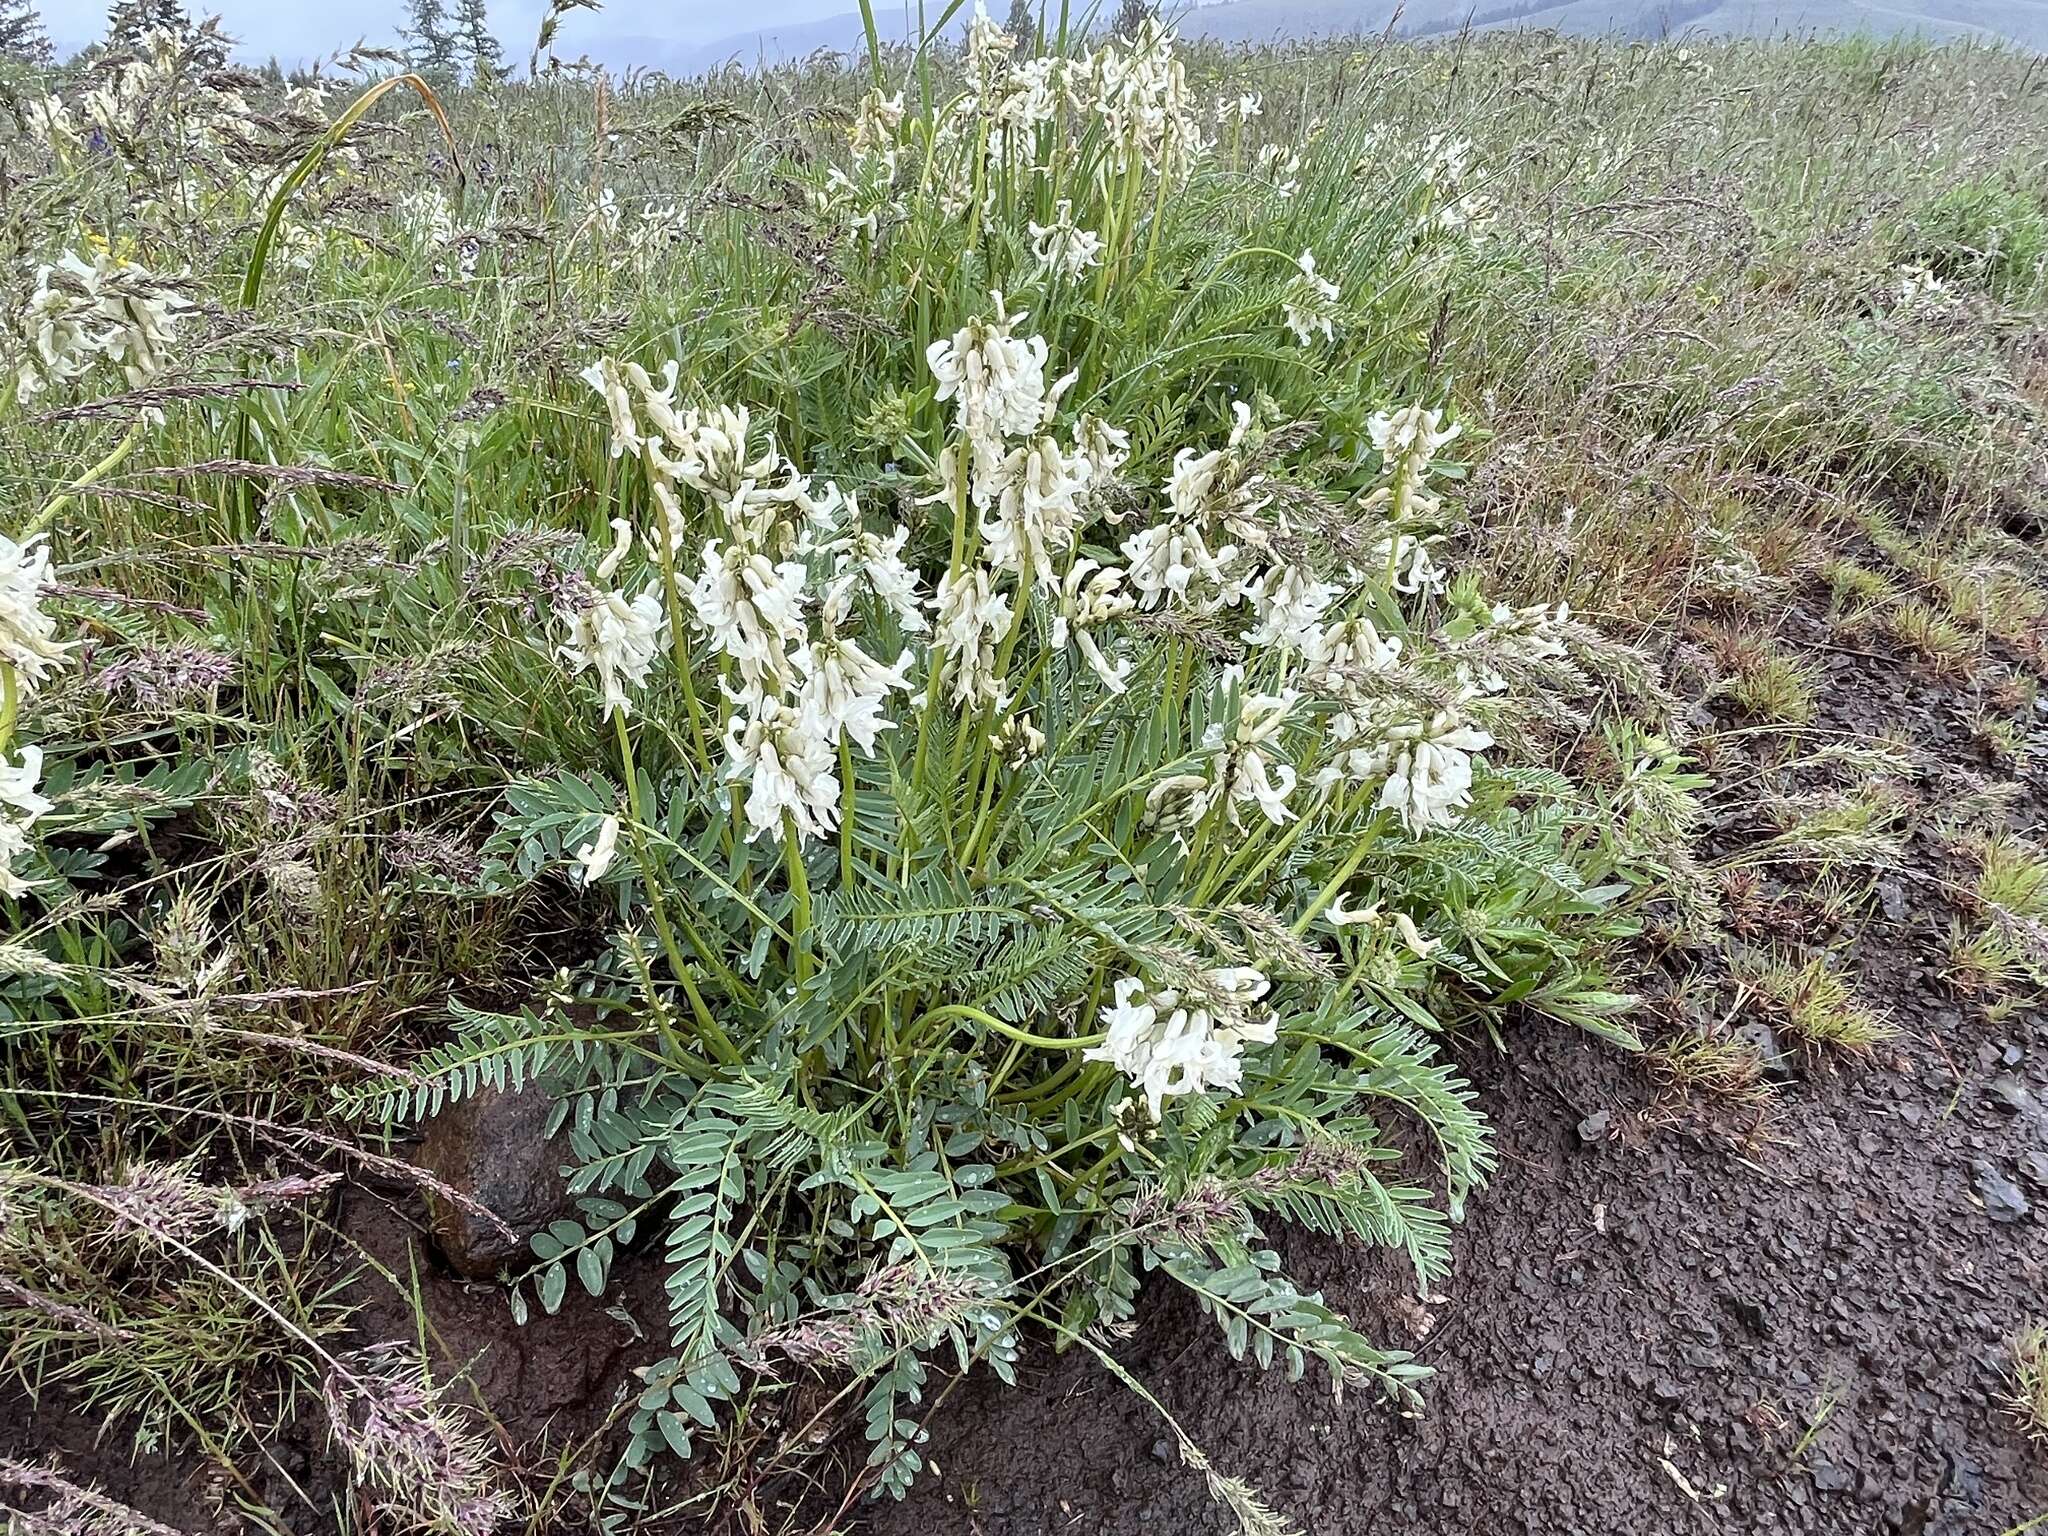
{"left": 0, "top": 535, "right": 73, "bottom": 899}
{"left": 1119, "top": 404, "right": 1259, "bottom": 617}
{"left": 1420, "top": 134, "right": 1493, "bottom": 236}
{"left": 0, "top": 745, "right": 51, "bottom": 900}
{"left": 1164, "top": 687, "right": 1300, "bottom": 831}
{"left": 1281, "top": 249, "right": 1341, "bottom": 346}
{"left": 817, "top": 88, "right": 908, "bottom": 240}
{"left": 1027, "top": 201, "right": 1105, "bottom": 280}
{"left": 46, "top": 28, "right": 317, "bottom": 169}
{"left": 1357, "top": 709, "right": 1496, "bottom": 834}
{"left": 556, "top": 519, "right": 667, "bottom": 719}
{"left": 0, "top": 535, "right": 75, "bottom": 698}
{"left": 571, "top": 281, "right": 1515, "bottom": 864}
{"left": 1363, "top": 404, "right": 1460, "bottom": 596}
{"left": 1256, "top": 142, "right": 1302, "bottom": 199}
{"left": 15, "top": 251, "right": 190, "bottom": 405}
{"left": 1087, "top": 967, "right": 1279, "bottom": 1120}
{"left": 819, "top": 11, "right": 1206, "bottom": 241}
{"left": 572, "top": 358, "right": 924, "bottom": 843}
{"left": 1070, "top": 18, "right": 1205, "bottom": 176}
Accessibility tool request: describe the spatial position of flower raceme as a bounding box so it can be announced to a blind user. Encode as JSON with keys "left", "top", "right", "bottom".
{"left": 0, "top": 535, "right": 74, "bottom": 698}
{"left": 1281, "top": 249, "right": 1342, "bottom": 346}
{"left": 1087, "top": 968, "right": 1281, "bottom": 1121}
{"left": 555, "top": 521, "right": 666, "bottom": 719}
{"left": 0, "top": 745, "right": 52, "bottom": 899}
{"left": 14, "top": 250, "right": 188, "bottom": 405}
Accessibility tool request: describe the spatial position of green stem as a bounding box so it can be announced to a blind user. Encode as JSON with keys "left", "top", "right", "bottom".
{"left": 27, "top": 422, "right": 144, "bottom": 538}
{"left": 652, "top": 524, "right": 713, "bottom": 774}
{"left": 909, "top": 1003, "right": 1103, "bottom": 1052}
{"left": 0, "top": 665, "right": 16, "bottom": 758}
{"left": 783, "top": 813, "right": 814, "bottom": 986}
{"left": 1290, "top": 803, "right": 1379, "bottom": 939}
{"left": 614, "top": 709, "right": 741, "bottom": 1064}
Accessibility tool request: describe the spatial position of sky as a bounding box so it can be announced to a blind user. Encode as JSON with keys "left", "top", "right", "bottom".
{"left": 35, "top": 1, "right": 868, "bottom": 65}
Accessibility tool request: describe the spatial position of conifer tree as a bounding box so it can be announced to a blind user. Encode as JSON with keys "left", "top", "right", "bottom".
{"left": 401, "top": 0, "right": 458, "bottom": 77}
{"left": 451, "top": 0, "right": 502, "bottom": 83}
{"left": 0, "top": 0, "right": 52, "bottom": 65}
{"left": 106, "top": 0, "right": 190, "bottom": 45}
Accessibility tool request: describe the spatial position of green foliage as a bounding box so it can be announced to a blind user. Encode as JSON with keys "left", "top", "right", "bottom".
{"left": 1906, "top": 173, "right": 2048, "bottom": 300}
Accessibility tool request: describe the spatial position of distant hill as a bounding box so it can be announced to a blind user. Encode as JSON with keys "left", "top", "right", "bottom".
{"left": 675, "top": 0, "right": 2048, "bottom": 72}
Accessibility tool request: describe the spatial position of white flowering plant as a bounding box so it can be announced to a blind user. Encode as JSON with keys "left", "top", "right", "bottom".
{"left": 0, "top": 11, "right": 1688, "bottom": 1527}
{"left": 324, "top": 21, "right": 1671, "bottom": 1515}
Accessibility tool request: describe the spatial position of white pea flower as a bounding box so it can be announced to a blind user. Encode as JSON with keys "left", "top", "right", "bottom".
{"left": 1165, "top": 444, "right": 1229, "bottom": 522}
{"left": 1220, "top": 92, "right": 1262, "bottom": 123}
{"left": 991, "top": 56, "right": 1060, "bottom": 135}
{"left": 1144, "top": 770, "right": 1220, "bottom": 833}
{"left": 1085, "top": 968, "right": 1279, "bottom": 1121}
{"left": 926, "top": 293, "right": 1068, "bottom": 475}
{"left": 797, "top": 598, "right": 915, "bottom": 755}
{"left": 1121, "top": 518, "right": 1239, "bottom": 612}
{"left": 1392, "top": 912, "right": 1441, "bottom": 957}
{"left": 723, "top": 690, "right": 841, "bottom": 844}
{"left": 0, "top": 534, "right": 75, "bottom": 697}
{"left": 558, "top": 521, "right": 667, "bottom": 718}
{"left": 851, "top": 87, "right": 906, "bottom": 153}
{"left": 1257, "top": 142, "right": 1302, "bottom": 198}
{"left": 1073, "top": 415, "right": 1132, "bottom": 488}
{"left": 579, "top": 357, "right": 644, "bottom": 458}
{"left": 1464, "top": 600, "right": 1571, "bottom": 692}
{"left": 992, "top": 710, "right": 1045, "bottom": 766}
{"left": 1367, "top": 404, "right": 1461, "bottom": 466}
{"left": 1323, "top": 893, "right": 1382, "bottom": 928}
{"left": 0, "top": 745, "right": 52, "bottom": 899}
{"left": 1050, "top": 559, "right": 1135, "bottom": 694}
{"left": 16, "top": 252, "right": 186, "bottom": 402}
{"left": 1281, "top": 249, "right": 1340, "bottom": 346}
{"left": 1027, "top": 201, "right": 1104, "bottom": 280}
{"left": 931, "top": 566, "right": 1014, "bottom": 710}
{"left": 1200, "top": 690, "right": 1299, "bottom": 830}
{"left": 573, "top": 815, "right": 621, "bottom": 884}
{"left": 686, "top": 539, "right": 809, "bottom": 689}
{"left": 1240, "top": 564, "right": 1340, "bottom": 653}
{"left": 1366, "top": 709, "right": 1494, "bottom": 834}
{"left": 827, "top": 521, "right": 929, "bottom": 634}
{"left": 979, "top": 437, "right": 1086, "bottom": 588}
{"left": 1371, "top": 532, "right": 1448, "bottom": 596}
{"left": 1306, "top": 614, "right": 1403, "bottom": 681}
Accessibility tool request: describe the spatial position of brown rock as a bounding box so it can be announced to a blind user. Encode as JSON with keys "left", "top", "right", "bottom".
{"left": 413, "top": 1083, "right": 569, "bottom": 1278}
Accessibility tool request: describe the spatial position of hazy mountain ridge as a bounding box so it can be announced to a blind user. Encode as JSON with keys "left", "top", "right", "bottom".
{"left": 672, "top": 0, "right": 2046, "bottom": 72}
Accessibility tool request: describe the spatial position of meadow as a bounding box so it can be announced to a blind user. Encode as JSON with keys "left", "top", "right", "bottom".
{"left": 1, "top": 8, "right": 2046, "bottom": 1534}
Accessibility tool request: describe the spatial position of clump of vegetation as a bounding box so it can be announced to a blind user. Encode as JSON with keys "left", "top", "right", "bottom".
{"left": 1702, "top": 629, "right": 1820, "bottom": 724}
{"left": 1739, "top": 954, "right": 1894, "bottom": 1052}
{"left": 1976, "top": 833, "right": 2048, "bottom": 922}
{"left": 1646, "top": 1025, "right": 1771, "bottom": 1107}
{"left": 1885, "top": 598, "right": 1978, "bottom": 675}
{"left": 0, "top": 7, "right": 1678, "bottom": 1523}
{"left": 1903, "top": 174, "right": 2048, "bottom": 300}
{"left": 1823, "top": 556, "right": 1897, "bottom": 617}
{"left": 2005, "top": 1322, "right": 2048, "bottom": 1445}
